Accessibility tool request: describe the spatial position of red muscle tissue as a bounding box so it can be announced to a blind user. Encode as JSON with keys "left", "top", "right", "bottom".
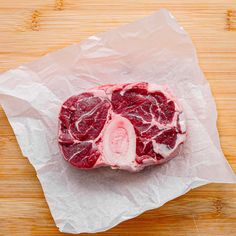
{"left": 58, "top": 82, "right": 186, "bottom": 171}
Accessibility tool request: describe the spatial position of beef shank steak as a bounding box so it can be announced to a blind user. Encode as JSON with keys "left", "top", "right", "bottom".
{"left": 58, "top": 82, "right": 186, "bottom": 171}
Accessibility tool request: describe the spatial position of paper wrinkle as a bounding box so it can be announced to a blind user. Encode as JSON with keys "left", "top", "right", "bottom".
{"left": 0, "top": 9, "right": 235, "bottom": 234}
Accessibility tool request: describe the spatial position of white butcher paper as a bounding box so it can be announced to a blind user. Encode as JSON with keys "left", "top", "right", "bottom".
{"left": 0, "top": 9, "right": 235, "bottom": 234}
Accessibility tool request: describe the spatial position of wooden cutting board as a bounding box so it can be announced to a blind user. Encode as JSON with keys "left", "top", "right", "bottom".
{"left": 0, "top": 1, "right": 235, "bottom": 235}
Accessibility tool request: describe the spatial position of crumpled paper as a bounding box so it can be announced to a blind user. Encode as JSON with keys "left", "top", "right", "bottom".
{"left": 0, "top": 9, "right": 235, "bottom": 234}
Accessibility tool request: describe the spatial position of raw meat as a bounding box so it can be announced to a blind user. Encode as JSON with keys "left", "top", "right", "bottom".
{"left": 58, "top": 82, "right": 186, "bottom": 171}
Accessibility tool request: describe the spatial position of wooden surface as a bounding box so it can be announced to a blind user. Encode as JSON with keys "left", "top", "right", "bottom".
{"left": 0, "top": 0, "right": 236, "bottom": 235}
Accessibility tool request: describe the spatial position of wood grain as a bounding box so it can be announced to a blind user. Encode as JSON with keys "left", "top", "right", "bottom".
{"left": 0, "top": 1, "right": 236, "bottom": 235}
